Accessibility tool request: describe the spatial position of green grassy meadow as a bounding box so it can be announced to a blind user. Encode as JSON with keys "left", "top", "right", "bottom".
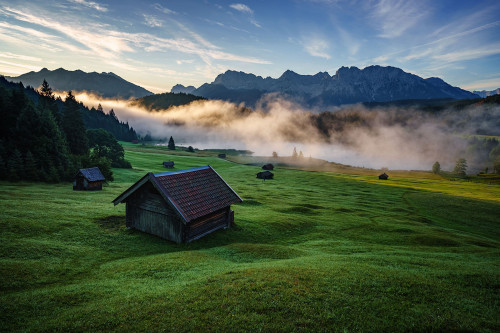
{"left": 1, "top": 146, "right": 499, "bottom": 332}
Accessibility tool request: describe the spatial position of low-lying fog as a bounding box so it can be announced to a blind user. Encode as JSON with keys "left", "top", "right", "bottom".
{"left": 71, "top": 92, "right": 499, "bottom": 171}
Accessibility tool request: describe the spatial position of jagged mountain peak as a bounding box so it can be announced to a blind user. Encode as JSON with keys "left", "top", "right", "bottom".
{"left": 178, "top": 65, "right": 478, "bottom": 108}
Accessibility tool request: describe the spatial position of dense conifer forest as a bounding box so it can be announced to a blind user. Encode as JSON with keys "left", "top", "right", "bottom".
{"left": 0, "top": 76, "right": 134, "bottom": 182}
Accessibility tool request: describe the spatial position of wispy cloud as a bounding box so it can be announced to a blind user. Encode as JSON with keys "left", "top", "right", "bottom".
{"left": 301, "top": 37, "right": 331, "bottom": 59}
{"left": 0, "top": 59, "right": 41, "bottom": 73}
{"left": 0, "top": 52, "right": 41, "bottom": 62}
{"left": 433, "top": 44, "right": 500, "bottom": 62}
{"left": 152, "top": 3, "right": 175, "bottom": 15}
{"left": 462, "top": 78, "right": 500, "bottom": 91}
{"left": 337, "top": 27, "right": 360, "bottom": 56}
{"left": 230, "top": 3, "right": 253, "bottom": 14}
{"left": 229, "top": 3, "right": 261, "bottom": 28}
{"left": 69, "top": 0, "right": 107, "bottom": 12}
{"left": 143, "top": 14, "right": 163, "bottom": 28}
{"left": 370, "top": 0, "right": 428, "bottom": 38}
{"left": 0, "top": 6, "right": 270, "bottom": 68}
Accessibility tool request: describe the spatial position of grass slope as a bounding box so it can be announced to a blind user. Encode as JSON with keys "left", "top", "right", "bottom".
{"left": 1, "top": 147, "right": 499, "bottom": 332}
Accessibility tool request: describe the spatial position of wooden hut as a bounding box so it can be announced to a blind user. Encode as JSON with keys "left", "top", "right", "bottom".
{"left": 163, "top": 161, "right": 175, "bottom": 169}
{"left": 257, "top": 171, "right": 274, "bottom": 180}
{"left": 218, "top": 153, "right": 226, "bottom": 159}
{"left": 262, "top": 163, "right": 274, "bottom": 170}
{"left": 378, "top": 172, "right": 389, "bottom": 180}
{"left": 112, "top": 166, "right": 242, "bottom": 243}
{"left": 73, "top": 167, "right": 105, "bottom": 191}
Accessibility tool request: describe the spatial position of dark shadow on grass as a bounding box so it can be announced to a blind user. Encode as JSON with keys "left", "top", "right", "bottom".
{"left": 94, "top": 215, "right": 126, "bottom": 232}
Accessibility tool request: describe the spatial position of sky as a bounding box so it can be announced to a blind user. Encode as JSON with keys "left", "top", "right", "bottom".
{"left": 0, "top": 0, "right": 499, "bottom": 93}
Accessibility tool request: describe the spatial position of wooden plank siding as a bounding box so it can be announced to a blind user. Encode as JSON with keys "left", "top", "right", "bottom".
{"left": 185, "top": 208, "right": 229, "bottom": 242}
{"left": 126, "top": 185, "right": 185, "bottom": 243}
{"left": 113, "top": 167, "right": 242, "bottom": 243}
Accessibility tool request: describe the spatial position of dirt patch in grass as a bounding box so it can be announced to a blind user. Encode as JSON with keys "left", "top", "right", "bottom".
{"left": 94, "top": 215, "right": 126, "bottom": 232}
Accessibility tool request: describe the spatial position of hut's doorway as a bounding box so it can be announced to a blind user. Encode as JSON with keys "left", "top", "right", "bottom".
{"left": 75, "top": 175, "right": 85, "bottom": 190}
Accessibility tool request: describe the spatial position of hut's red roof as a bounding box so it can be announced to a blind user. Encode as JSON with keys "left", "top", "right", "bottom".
{"left": 113, "top": 166, "right": 242, "bottom": 223}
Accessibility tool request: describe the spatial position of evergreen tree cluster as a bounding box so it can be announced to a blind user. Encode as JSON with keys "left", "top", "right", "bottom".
{"left": 84, "top": 104, "right": 137, "bottom": 141}
{"left": 0, "top": 77, "right": 132, "bottom": 182}
{"left": 133, "top": 92, "right": 205, "bottom": 111}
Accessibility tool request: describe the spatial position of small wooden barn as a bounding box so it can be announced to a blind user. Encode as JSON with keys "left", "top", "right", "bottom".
{"left": 112, "top": 166, "right": 242, "bottom": 243}
{"left": 262, "top": 163, "right": 274, "bottom": 170}
{"left": 73, "top": 167, "right": 105, "bottom": 191}
{"left": 378, "top": 172, "right": 389, "bottom": 180}
{"left": 257, "top": 171, "right": 274, "bottom": 180}
{"left": 163, "top": 161, "right": 175, "bottom": 168}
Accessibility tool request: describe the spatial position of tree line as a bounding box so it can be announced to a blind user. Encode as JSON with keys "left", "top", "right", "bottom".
{"left": 0, "top": 78, "right": 133, "bottom": 182}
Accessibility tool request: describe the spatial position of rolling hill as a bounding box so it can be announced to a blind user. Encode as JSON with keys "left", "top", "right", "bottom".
{"left": 132, "top": 92, "right": 205, "bottom": 111}
{"left": 1, "top": 145, "right": 499, "bottom": 332}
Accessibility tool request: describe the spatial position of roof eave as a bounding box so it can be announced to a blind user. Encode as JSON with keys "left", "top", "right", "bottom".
{"left": 112, "top": 172, "right": 153, "bottom": 206}
{"left": 208, "top": 165, "right": 243, "bottom": 203}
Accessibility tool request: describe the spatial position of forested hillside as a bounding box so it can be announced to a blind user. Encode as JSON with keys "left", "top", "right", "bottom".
{"left": 0, "top": 77, "right": 133, "bottom": 182}
{"left": 133, "top": 92, "right": 205, "bottom": 111}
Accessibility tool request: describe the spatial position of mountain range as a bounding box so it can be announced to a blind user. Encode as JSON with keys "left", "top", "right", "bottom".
{"left": 3, "top": 66, "right": 484, "bottom": 108}
{"left": 473, "top": 88, "right": 500, "bottom": 98}
{"left": 4, "top": 68, "right": 152, "bottom": 99}
{"left": 172, "top": 66, "right": 479, "bottom": 108}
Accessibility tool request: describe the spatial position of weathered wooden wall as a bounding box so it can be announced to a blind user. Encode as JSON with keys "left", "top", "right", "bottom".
{"left": 125, "top": 183, "right": 184, "bottom": 243}
{"left": 185, "top": 208, "right": 229, "bottom": 242}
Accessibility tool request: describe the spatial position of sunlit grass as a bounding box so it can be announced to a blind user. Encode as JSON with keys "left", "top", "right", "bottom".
{"left": 1, "top": 146, "right": 499, "bottom": 332}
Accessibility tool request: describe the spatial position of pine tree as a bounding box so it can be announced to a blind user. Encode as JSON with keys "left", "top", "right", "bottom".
{"left": 62, "top": 91, "right": 88, "bottom": 155}
{"left": 494, "top": 156, "right": 500, "bottom": 175}
{"left": 39, "top": 79, "right": 53, "bottom": 98}
{"left": 432, "top": 161, "right": 440, "bottom": 174}
{"left": 38, "top": 80, "right": 60, "bottom": 124}
{"left": 0, "top": 154, "right": 6, "bottom": 179}
{"left": 299, "top": 151, "right": 304, "bottom": 158}
{"left": 453, "top": 158, "right": 467, "bottom": 177}
{"left": 187, "top": 146, "right": 194, "bottom": 152}
{"left": 292, "top": 147, "right": 298, "bottom": 158}
{"left": 24, "top": 151, "right": 38, "bottom": 181}
{"left": 8, "top": 149, "right": 24, "bottom": 181}
{"left": 46, "top": 163, "right": 60, "bottom": 183}
{"left": 38, "top": 107, "right": 72, "bottom": 180}
{"left": 168, "top": 136, "right": 175, "bottom": 150}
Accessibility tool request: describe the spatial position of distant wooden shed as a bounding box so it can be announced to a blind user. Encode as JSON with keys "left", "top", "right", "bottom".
{"left": 73, "top": 167, "right": 105, "bottom": 191}
{"left": 378, "top": 172, "right": 389, "bottom": 180}
{"left": 112, "top": 166, "right": 242, "bottom": 243}
{"left": 163, "top": 161, "right": 175, "bottom": 168}
{"left": 262, "top": 163, "right": 274, "bottom": 170}
{"left": 257, "top": 171, "right": 274, "bottom": 180}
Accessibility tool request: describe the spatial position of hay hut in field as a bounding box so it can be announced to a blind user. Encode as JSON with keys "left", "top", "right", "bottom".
{"left": 73, "top": 167, "right": 105, "bottom": 191}
{"left": 378, "top": 173, "right": 389, "bottom": 180}
{"left": 112, "top": 166, "right": 242, "bottom": 243}
{"left": 163, "top": 161, "right": 175, "bottom": 169}
{"left": 262, "top": 163, "right": 274, "bottom": 170}
{"left": 218, "top": 153, "right": 226, "bottom": 159}
{"left": 257, "top": 171, "right": 274, "bottom": 180}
